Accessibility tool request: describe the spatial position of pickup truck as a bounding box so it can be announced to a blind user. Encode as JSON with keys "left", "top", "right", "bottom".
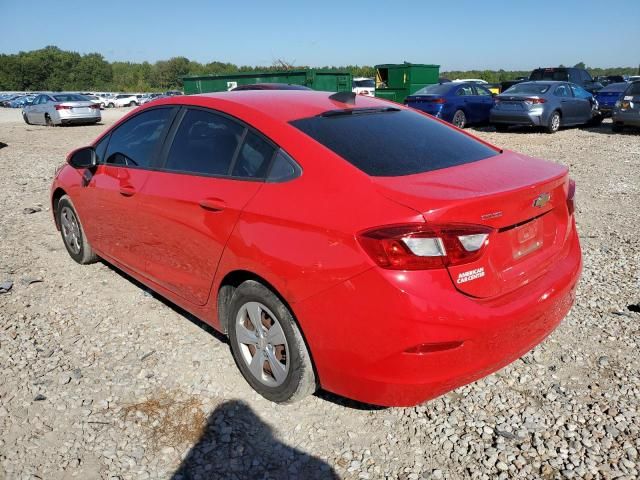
{"left": 501, "top": 68, "right": 604, "bottom": 94}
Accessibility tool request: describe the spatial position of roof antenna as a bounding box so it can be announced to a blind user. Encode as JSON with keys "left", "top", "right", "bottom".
{"left": 329, "top": 91, "right": 356, "bottom": 105}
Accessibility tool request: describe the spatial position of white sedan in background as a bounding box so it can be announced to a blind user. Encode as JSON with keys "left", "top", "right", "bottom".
{"left": 352, "top": 77, "right": 375, "bottom": 96}
{"left": 22, "top": 93, "right": 101, "bottom": 126}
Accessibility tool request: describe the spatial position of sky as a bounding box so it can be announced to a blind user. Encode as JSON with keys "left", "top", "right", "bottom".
{"left": 1, "top": 0, "right": 638, "bottom": 70}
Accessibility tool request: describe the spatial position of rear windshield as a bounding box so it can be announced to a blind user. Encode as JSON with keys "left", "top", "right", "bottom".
{"left": 412, "top": 84, "right": 453, "bottom": 95}
{"left": 626, "top": 82, "right": 640, "bottom": 95}
{"left": 504, "top": 83, "right": 551, "bottom": 95}
{"left": 600, "top": 83, "right": 628, "bottom": 93}
{"left": 290, "top": 109, "right": 498, "bottom": 177}
{"left": 353, "top": 79, "right": 375, "bottom": 88}
{"left": 530, "top": 70, "right": 569, "bottom": 81}
{"left": 53, "top": 94, "right": 87, "bottom": 102}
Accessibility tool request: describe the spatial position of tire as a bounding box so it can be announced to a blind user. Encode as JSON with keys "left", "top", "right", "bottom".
{"left": 546, "top": 111, "right": 561, "bottom": 134}
{"left": 56, "top": 195, "right": 97, "bottom": 264}
{"left": 495, "top": 124, "right": 509, "bottom": 132}
{"left": 612, "top": 123, "right": 623, "bottom": 133}
{"left": 22, "top": 113, "right": 30, "bottom": 125}
{"left": 107, "top": 102, "right": 115, "bottom": 108}
{"left": 452, "top": 109, "right": 466, "bottom": 129}
{"left": 228, "top": 280, "right": 316, "bottom": 403}
{"left": 587, "top": 114, "right": 604, "bottom": 127}
{"left": 128, "top": 101, "right": 136, "bottom": 107}
{"left": 45, "top": 114, "right": 54, "bottom": 127}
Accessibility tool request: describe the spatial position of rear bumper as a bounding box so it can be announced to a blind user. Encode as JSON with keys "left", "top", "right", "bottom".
{"left": 57, "top": 111, "right": 101, "bottom": 125}
{"left": 490, "top": 109, "right": 545, "bottom": 126}
{"left": 296, "top": 223, "right": 581, "bottom": 407}
{"left": 613, "top": 109, "right": 640, "bottom": 126}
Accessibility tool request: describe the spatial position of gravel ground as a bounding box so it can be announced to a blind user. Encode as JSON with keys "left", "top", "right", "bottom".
{"left": 0, "top": 106, "right": 639, "bottom": 480}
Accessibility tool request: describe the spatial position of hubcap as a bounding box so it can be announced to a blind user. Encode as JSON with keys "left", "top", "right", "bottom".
{"left": 551, "top": 115, "right": 560, "bottom": 131}
{"left": 453, "top": 111, "right": 465, "bottom": 128}
{"left": 60, "top": 206, "right": 81, "bottom": 254}
{"left": 235, "top": 301, "right": 289, "bottom": 387}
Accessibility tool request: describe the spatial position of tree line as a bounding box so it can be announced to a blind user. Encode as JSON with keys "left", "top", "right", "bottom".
{"left": 0, "top": 46, "right": 637, "bottom": 92}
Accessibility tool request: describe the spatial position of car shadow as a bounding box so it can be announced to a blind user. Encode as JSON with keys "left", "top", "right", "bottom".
{"left": 171, "top": 400, "right": 340, "bottom": 480}
{"left": 98, "top": 260, "right": 388, "bottom": 412}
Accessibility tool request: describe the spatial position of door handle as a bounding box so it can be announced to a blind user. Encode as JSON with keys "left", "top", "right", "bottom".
{"left": 199, "top": 198, "right": 225, "bottom": 212}
{"left": 119, "top": 185, "right": 136, "bottom": 196}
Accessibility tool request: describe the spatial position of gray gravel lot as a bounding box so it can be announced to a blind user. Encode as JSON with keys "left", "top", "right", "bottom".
{"left": 0, "top": 106, "right": 639, "bottom": 480}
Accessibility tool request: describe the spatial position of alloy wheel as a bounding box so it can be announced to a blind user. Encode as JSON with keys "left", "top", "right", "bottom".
{"left": 235, "top": 301, "right": 289, "bottom": 387}
{"left": 60, "top": 206, "right": 81, "bottom": 255}
{"left": 453, "top": 110, "right": 466, "bottom": 128}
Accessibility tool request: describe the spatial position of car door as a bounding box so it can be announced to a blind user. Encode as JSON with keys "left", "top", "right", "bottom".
{"left": 25, "top": 95, "right": 42, "bottom": 123}
{"left": 553, "top": 84, "right": 576, "bottom": 123}
{"left": 569, "top": 83, "right": 594, "bottom": 123}
{"left": 137, "top": 107, "right": 272, "bottom": 306}
{"left": 79, "top": 107, "right": 177, "bottom": 274}
{"left": 472, "top": 85, "right": 494, "bottom": 123}
{"left": 454, "top": 85, "right": 475, "bottom": 121}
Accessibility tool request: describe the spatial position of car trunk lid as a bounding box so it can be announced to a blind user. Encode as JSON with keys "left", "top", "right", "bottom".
{"left": 372, "top": 151, "right": 572, "bottom": 298}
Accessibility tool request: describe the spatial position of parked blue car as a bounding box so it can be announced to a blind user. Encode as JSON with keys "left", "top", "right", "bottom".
{"left": 404, "top": 82, "right": 494, "bottom": 128}
{"left": 7, "top": 94, "right": 36, "bottom": 108}
{"left": 595, "top": 82, "right": 628, "bottom": 117}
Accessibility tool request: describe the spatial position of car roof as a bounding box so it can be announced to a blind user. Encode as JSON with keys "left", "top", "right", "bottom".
{"left": 148, "top": 90, "right": 392, "bottom": 122}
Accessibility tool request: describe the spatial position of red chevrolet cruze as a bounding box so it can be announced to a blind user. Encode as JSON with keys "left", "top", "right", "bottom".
{"left": 50, "top": 91, "right": 581, "bottom": 406}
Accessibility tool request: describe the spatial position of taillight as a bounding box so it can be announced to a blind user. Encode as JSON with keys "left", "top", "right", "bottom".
{"left": 524, "top": 97, "right": 546, "bottom": 105}
{"left": 357, "top": 224, "right": 492, "bottom": 270}
{"left": 567, "top": 178, "right": 576, "bottom": 215}
{"left": 90, "top": 104, "right": 100, "bottom": 109}
{"left": 432, "top": 97, "right": 446, "bottom": 104}
{"left": 55, "top": 105, "right": 71, "bottom": 110}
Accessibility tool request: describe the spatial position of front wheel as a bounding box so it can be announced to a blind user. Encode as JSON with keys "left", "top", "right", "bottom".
{"left": 57, "top": 195, "right": 97, "bottom": 264}
{"left": 107, "top": 102, "right": 115, "bottom": 108}
{"left": 546, "top": 111, "right": 561, "bottom": 134}
{"left": 22, "top": 113, "right": 30, "bottom": 125}
{"left": 452, "top": 109, "right": 467, "bottom": 129}
{"left": 612, "top": 123, "right": 624, "bottom": 133}
{"left": 228, "top": 280, "right": 316, "bottom": 403}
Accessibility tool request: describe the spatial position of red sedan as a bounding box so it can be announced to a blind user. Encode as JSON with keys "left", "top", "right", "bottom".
{"left": 50, "top": 91, "right": 581, "bottom": 407}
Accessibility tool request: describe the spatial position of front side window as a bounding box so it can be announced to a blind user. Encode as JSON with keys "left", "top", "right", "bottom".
{"left": 475, "top": 86, "right": 492, "bottom": 96}
{"left": 104, "top": 108, "right": 174, "bottom": 168}
{"left": 164, "top": 109, "right": 244, "bottom": 176}
{"left": 290, "top": 109, "right": 499, "bottom": 177}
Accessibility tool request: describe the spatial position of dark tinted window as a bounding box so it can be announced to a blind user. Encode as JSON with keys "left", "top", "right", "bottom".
{"left": 267, "top": 150, "right": 301, "bottom": 182}
{"left": 504, "top": 83, "right": 551, "bottom": 95}
{"left": 105, "top": 108, "right": 173, "bottom": 168}
{"left": 290, "top": 109, "right": 498, "bottom": 177}
{"left": 475, "top": 86, "right": 492, "bottom": 96}
{"left": 626, "top": 82, "right": 640, "bottom": 95}
{"left": 165, "top": 109, "right": 244, "bottom": 176}
{"left": 53, "top": 94, "right": 87, "bottom": 102}
{"left": 232, "top": 131, "right": 275, "bottom": 178}
{"left": 530, "top": 69, "right": 568, "bottom": 81}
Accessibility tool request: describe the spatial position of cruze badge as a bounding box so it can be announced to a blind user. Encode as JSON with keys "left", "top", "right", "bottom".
{"left": 533, "top": 192, "right": 551, "bottom": 208}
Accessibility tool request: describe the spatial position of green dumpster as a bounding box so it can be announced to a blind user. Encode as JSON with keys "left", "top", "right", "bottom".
{"left": 374, "top": 63, "right": 440, "bottom": 103}
{"left": 183, "top": 70, "right": 352, "bottom": 94}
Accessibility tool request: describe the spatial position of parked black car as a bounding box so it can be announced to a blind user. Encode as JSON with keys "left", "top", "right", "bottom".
{"left": 596, "top": 75, "right": 625, "bottom": 87}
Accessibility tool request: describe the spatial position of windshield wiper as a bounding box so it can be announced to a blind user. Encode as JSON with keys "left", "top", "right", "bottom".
{"left": 320, "top": 107, "right": 400, "bottom": 118}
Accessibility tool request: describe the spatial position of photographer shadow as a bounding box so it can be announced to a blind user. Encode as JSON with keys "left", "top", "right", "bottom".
{"left": 172, "top": 400, "right": 340, "bottom": 480}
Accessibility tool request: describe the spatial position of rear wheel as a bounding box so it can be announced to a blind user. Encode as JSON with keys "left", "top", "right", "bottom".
{"left": 107, "top": 102, "right": 115, "bottom": 108}
{"left": 546, "top": 111, "right": 561, "bottom": 134}
{"left": 57, "top": 195, "right": 97, "bottom": 264}
{"left": 495, "top": 124, "right": 509, "bottom": 132}
{"left": 128, "top": 101, "right": 137, "bottom": 107}
{"left": 45, "top": 114, "right": 54, "bottom": 127}
{"left": 452, "top": 110, "right": 467, "bottom": 129}
{"left": 612, "top": 123, "right": 624, "bottom": 133}
{"left": 228, "top": 280, "right": 316, "bottom": 403}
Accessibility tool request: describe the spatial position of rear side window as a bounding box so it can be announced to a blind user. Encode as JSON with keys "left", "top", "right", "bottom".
{"left": 232, "top": 131, "right": 275, "bottom": 178}
{"left": 290, "top": 109, "right": 498, "bottom": 177}
{"left": 104, "top": 108, "right": 174, "bottom": 168}
{"left": 164, "top": 109, "right": 244, "bottom": 176}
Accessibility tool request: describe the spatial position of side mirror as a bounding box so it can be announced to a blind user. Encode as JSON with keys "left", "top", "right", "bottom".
{"left": 67, "top": 146, "right": 97, "bottom": 169}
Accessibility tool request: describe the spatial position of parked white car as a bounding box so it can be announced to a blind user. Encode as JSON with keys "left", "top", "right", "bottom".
{"left": 352, "top": 77, "right": 375, "bottom": 97}
{"left": 454, "top": 78, "right": 489, "bottom": 84}
{"left": 112, "top": 94, "right": 139, "bottom": 107}
{"left": 22, "top": 93, "right": 101, "bottom": 126}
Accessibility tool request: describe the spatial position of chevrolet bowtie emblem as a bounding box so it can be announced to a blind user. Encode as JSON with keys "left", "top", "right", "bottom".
{"left": 533, "top": 192, "right": 551, "bottom": 208}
